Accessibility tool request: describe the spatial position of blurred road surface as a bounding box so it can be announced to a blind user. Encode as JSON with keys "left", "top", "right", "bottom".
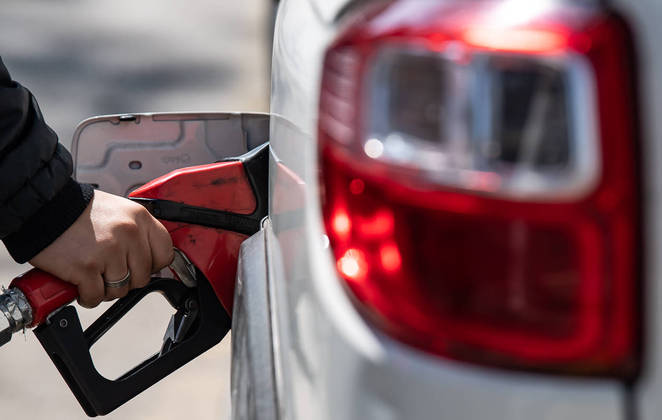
{"left": 0, "top": 1, "right": 269, "bottom": 419}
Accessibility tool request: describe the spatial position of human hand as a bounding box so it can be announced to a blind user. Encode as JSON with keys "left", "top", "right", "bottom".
{"left": 29, "top": 190, "right": 174, "bottom": 308}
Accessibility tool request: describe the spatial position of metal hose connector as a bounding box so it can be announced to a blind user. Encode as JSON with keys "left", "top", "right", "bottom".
{"left": 0, "top": 288, "right": 32, "bottom": 347}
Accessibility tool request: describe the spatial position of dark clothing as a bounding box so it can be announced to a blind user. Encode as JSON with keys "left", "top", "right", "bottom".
{"left": 0, "top": 58, "right": 93, "bottom": 263}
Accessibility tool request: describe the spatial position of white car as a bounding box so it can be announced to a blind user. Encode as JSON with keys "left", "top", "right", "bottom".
{"left": 233, "top": 0, "right": 660, "bottom": 419}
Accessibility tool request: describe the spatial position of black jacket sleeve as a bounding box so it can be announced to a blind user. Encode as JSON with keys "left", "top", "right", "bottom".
{"left": 0, "top": 57, "right": 94, "bottom": 263}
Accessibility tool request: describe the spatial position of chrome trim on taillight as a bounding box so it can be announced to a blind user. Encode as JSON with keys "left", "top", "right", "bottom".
{"left": 360, "top": 46, "right": 601, "bottom": 201}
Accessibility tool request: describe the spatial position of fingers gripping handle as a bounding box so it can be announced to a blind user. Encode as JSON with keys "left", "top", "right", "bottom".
{"left": 8, "top": 247, "right": 195, "bottom": 329}
{"left": 10, "top": 268, "right": 78, "bottom": 328}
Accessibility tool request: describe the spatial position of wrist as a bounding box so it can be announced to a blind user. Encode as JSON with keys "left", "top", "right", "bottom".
{"left": 3, "top": 180, "right": 94, "bottom": 263}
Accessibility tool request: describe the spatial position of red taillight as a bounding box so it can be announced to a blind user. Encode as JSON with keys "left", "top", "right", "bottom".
{"left": 319, "top": 0, "right": 639, "bottom": 376}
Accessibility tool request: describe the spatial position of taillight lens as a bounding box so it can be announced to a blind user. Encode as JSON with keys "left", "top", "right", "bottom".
{"left": 319, "top": 0, "right": 639, "bottom": 376}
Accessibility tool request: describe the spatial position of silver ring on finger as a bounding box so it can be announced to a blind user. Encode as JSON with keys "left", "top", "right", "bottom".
{"left": 103, "top": 270, "right": 131, "bottom": 289}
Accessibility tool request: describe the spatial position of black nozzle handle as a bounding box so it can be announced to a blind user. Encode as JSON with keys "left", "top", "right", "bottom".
{"left": 34, "top": 275, "right": 230, "bottom": 417}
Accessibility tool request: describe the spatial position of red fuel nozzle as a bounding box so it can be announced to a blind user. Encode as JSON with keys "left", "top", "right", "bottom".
{"left": 0, "top": 269, "right": 77, "bottom": 348}
{"left": 10, "top": 269, "right": 78, "bottom": 327}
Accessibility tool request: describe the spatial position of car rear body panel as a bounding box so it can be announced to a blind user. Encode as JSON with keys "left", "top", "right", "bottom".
{"left": 251, "top": 0, "right": 634, "bottom": 419}
{"left": 232, "top": 228, "right": 279, "bottom": 420}
{"left": 609, "top": 0, "right": 662, "bottom": 419}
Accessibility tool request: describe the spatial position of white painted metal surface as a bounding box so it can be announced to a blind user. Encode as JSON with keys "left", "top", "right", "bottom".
{"left": 609, "top": 1, "right": 662, "bottom": 419}
{"left": 264, "top": 0, "right": 631, "bottom": 418}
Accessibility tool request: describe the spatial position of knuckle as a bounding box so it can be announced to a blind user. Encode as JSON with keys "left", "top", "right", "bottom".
{"left": 80, "top": 257, "right": 102, "bottom": 274}
{"left": 132, "top": 205, "right": 151, "bottom": 222}
{"left": 98, "top": 236, "right": 120, "bottom": 253}
{"left": 115, "top": 220, "right": 140, "bottom": 237}
{"left": 58, "top": 268, "right": 78, "bottom": 286}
